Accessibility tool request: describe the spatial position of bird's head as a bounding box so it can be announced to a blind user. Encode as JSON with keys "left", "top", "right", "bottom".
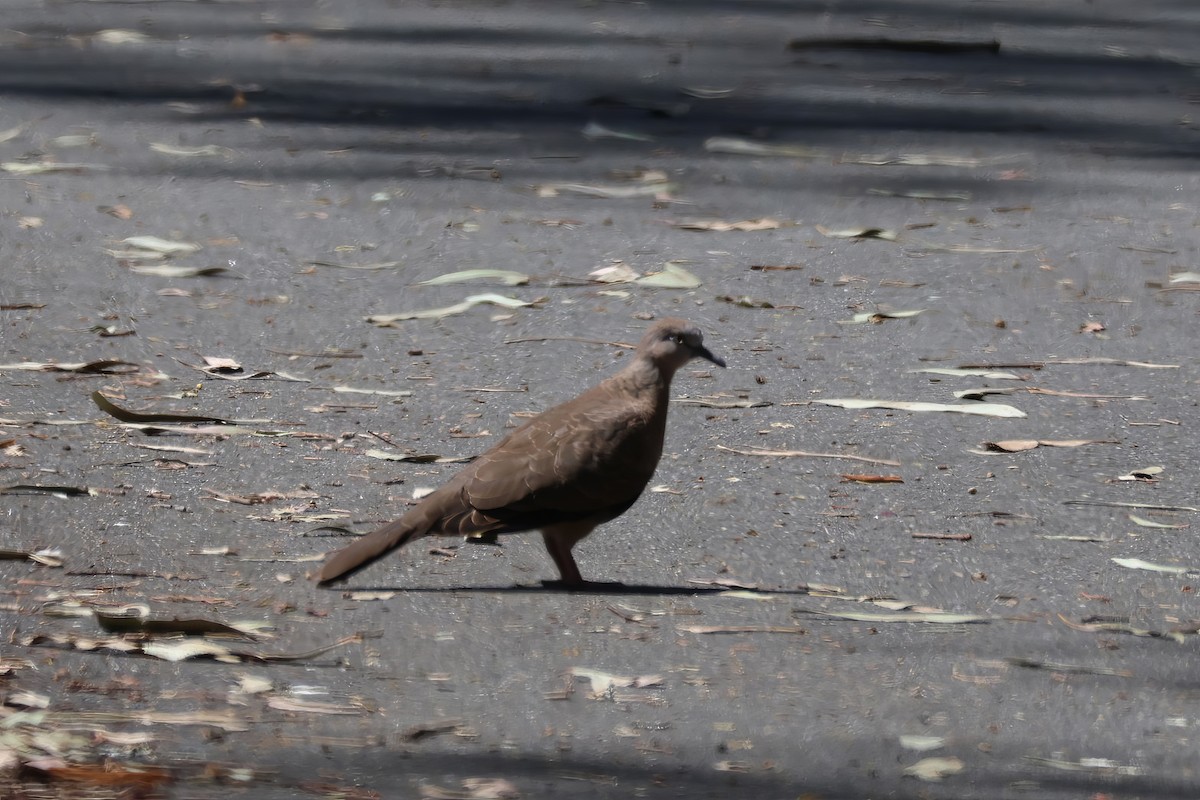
{"left": 638, "top": 317, "right": 726, "bottom": 375}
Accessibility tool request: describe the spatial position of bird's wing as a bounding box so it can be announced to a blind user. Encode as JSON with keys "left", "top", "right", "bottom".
{"left": 440, "top": 393, "right": 663, "bottom": 533}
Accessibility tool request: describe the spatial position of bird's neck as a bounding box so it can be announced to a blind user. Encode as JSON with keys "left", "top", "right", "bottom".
{"left": 617, "top": 357, "right": 673, "bottom": 403}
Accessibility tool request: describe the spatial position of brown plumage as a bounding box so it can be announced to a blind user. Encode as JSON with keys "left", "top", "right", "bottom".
{"left": 316, "top": 317, "right": 725, "bottom": 587}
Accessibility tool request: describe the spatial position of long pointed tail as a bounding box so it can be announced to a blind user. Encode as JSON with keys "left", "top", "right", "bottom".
{"left": 316, "top": 518, "right": 427, "bottom": 585}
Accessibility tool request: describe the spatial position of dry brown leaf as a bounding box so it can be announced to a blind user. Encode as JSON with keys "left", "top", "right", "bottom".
{"left": 840, "top": 473, "right": 903, "bottom": 483}
{"left": 99, "top": 203, "right": 134, "bottom": 219}
{"left": 26, "top": 762, "right": 173, "bottom": 791}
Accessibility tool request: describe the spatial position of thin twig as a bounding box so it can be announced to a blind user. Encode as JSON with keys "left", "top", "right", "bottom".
{"left": 504, "top": 336, "right": 635, "bottom": 350}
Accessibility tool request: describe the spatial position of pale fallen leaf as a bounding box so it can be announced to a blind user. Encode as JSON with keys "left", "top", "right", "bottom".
{"left": 900, "top": 735, "right": 946, "bottom": 752}
{"left": 681, "top": 86, "right": 735, "bottom": 99}
{"left": 364, "top": 448, "right": 474, "bottom": 464}
{"left": 306, "top": 259, "right": 404, "bottom": 270}
{"left": 367, "top": 294, "right": 539, "bottom": 324}
{"left": 797, "top": 609, "right": 988, "bottom": 624}
{"left": 179, "top": 358, "right": 306, "bottom": 382}
{"left": 194, "top": 546, "right": 235, "bottom": 556}
{"left": 913, "top": 368, "right": 1023, "bottom": 380}
{"left": 1047, "top": 357, "right": 1178, "bottom": 369}
{"left": 907, "top": 241, "right": 1038, "bottom": 254}
{"left": 0, "top": 123, "right": 26, "bottom": 143}
{"left": 534, "top": 182, "right": 670, "bottom": 199}
{"left": 328, "top": 385, "right": 413, "bottom": 398}
{"left": 202, "top": 355, "right": 240, "bottom": 371}
{"left": 589, "top": 262, "right": 640, "bottom": 283}
{"left": 635, "top": 262, "right": 702, "bottom": 289}
{"left": 266, "top": 696, "right": 364, "bottom": 715}
{"left": 979, "top": 439, "right": 1117, "bottom": 453}
{"left": 121, "top": 235, "right": 202, "bottom": 255}
{"left": 8, "top": 690, "right": 50, "bottom": 709}
{"left": 903, "top": 756, "right": 965, "bottom": 782}
{"left": 130, "top": 265, "right": 232, "bottom": 278}
{"left": 568, "top": 667, "right": 663, "bottom": 698}
{"left": 0, "top": 547, "right": 63, "bottom": 567}
{"left": 348, "top": 591, "right": 398, "bottom": 601}
{"left": 1117, "top": 466, "right": 1163, "bottom": 481}
{"left": 94, "top": 29, "right": 152, "bottom": 45}
{"left": 94, "top": 730, "right": 157, "bottom": 746}
{"left": 1128, "top": 514, "right": 1187, "bottom": 530}
{"left": 1058, "top": 614, "right": 1195, "bottom": 643}
{"left": 1168, "top": 271, "right": 1200, "bottom": 284}
{"left": 29, "top": 548, "right": 64, "bottom": 567}
{"left": 703, "top": 136, "right": 823, "bottom": 158}
{"left": 846, "top": 151, "right": 1018, "bottom": 167}
{"left": 1026, "top": 756, "right": 1144, "bottom": 776}
{"left": 149, "top": 143, "right": 234, "bottom": 158}
{"left": 235, "top": 674, "right": 274, "bottom": 695}
{"left": 136, "top": 711, "right": 249, "bottom": 730}
{"left": 674, "top": 397, "right": 771, "bottom": 409}
{"left": 815, "top": 398, "right": 1026, "bottom": 418}
{"left": 1, "top": 161, "right": 108, "bottom": 175}
{"left": 417, "top": 269, "right": 530, "bottom": 287}
{"left": 582, "top": 120, "right": 654, "bottom": 142}
{"left": 0, "top": 360, "right": 137, "bottom": 374}
{"left": 1111, "top": 557, "right": 1197, "bottom": 575}
{"left": 1065, "top": 500, "right": 1198, "bottom": 512}
{"left": 816, "top": 225, "right": 900, "bottom": 241}
{"left": 142, "top": 639, "right": 242, "bottom": 663}
{"left": 50, "top": 133, "right": 95, "bottom": 148}
{"left": 462, "top": 778, "right": 520, "bottom": 799}
{"left": 421, "top": 777, "right": 521, "bottom": 800}
{"left": 672, "top": 218, "right": 783, "bottom": 232}
{"left": 840, "top": 309, "right": 924, "bottom": 324}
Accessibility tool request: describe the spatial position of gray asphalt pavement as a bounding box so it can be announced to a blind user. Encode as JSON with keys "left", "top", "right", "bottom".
{"left": 2, "top": 1, "right": 1199, "bottom": 798}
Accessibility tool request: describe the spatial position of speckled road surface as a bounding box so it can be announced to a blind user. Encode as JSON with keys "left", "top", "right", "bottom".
{"left": 2, "top": 2, "right": 1199, "bottom": 797}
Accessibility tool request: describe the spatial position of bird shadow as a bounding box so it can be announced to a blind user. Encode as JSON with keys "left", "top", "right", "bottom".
{"left": 328, "top": 582, "right": 816, "bottom": 597}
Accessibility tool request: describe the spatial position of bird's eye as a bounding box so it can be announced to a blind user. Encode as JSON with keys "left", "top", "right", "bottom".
{"left": 673, "top": 334, "right": 685, "bottom": 344}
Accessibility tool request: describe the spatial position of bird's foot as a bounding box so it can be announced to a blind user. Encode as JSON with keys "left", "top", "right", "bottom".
{"left": 540, "top": 579, "right": 627, "bottom": 593}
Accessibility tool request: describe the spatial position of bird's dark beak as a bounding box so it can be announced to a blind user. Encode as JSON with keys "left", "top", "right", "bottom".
{"left": 695, "top": 345, "right": 726, "bottom": 368}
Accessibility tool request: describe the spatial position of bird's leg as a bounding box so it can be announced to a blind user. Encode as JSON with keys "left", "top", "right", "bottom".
{"left": 541, "top": 526, "right": 588, "bottom": 585}
{"left": 538, "top": 522, "right": 626, "bottom": 590}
